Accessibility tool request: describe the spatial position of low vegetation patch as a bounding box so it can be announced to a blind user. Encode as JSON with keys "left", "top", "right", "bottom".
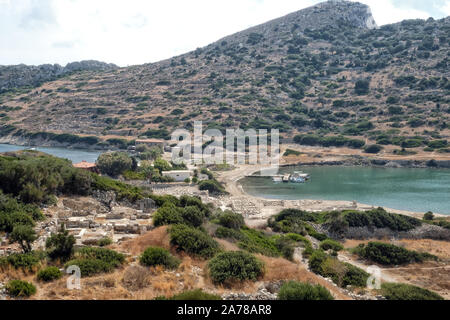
{"left": 208, "top": 251, "right": 264, "bottom": 284}
{"left": 283, "top": 149, "right": 302, "bottom": 156}
{"left": 5, "top": 280, "right": 36, "bottom": 297}
{"left": 169, "top": 224, "right": 220, "bottom": 258}
{"left": 158, "top": 289, "right": 222, "bottom": 300}
{"left": 198, "top": 180, "right": 227, "bottom": 195}
{"left": 92, "top": 175, "right": 148, "bottom": 202}
{"left": 380, "top": 283, "right": 443, "bottom": 300}
{"left": 308, "top": 250, "right": 369, "bottom": 288}
{"left": 65, "top": 247, "right": 125, "bottom": 277}
{"left": 139, "top": 247, "right": 180, "bottom": 269}
{"left": 268, "top": 209, "right": 329, "bottom": 241}
{"left": 294, "top": 134, "right": 365, "bottom": 149}
{"left": 352, "top": 242, "right": 438, "bottom": 265}
{"left": 342, "top": 208, "right": 421, "bottom": 232}
{"left": 278, "top": 281, "right": 334, "bottom": 300}
{"left": 153, "top": 202, "right": 206, "bottom": 228}
{"left": 37, "top": 266, "right": 63, "bottom": 282}
{"left": 319, "top": 239, "right": 344, "bottom": 252}
{"left": 217, "top": 211, "right": 245, "bottom": 230}
{"left": 0, "top": 251, "right": 45, "bottom": 271}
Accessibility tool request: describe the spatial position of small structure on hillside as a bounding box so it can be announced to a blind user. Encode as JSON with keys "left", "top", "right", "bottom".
{"left": 162, "top": 170, "right": 193, "bottom": 182}
{"left": 73, "top": 160, "right": 99, "bottom": 173}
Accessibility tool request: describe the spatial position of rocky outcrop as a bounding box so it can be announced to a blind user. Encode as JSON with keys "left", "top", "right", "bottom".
{"left": 343, "top": 224, "right": 450, "bottom": 241}
{"left": 0, "top": 60, "right": 118, "bottom": 93}
{"left": 215, "top": 0, "right": 377, "bottom": 48}
{"left": 289, "top": 158, "right": 450, "bottom": 169}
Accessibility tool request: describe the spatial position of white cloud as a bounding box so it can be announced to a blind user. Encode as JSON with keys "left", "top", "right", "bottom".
{"left": 359, "top": 0, "right": 431, "bottom": 25}
{"left": 441, "top": 2, "right": 450, "bottom": 16}
{"left": 0, "top": 0, "right": 447, "bottom": 67}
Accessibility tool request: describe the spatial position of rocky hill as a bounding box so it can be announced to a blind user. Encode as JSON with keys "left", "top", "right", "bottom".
{"left": 0, "top": 60, "right": 118, "bottom": 93}
{"left": 0, "top": 0, "right": 448, "bottom": 154}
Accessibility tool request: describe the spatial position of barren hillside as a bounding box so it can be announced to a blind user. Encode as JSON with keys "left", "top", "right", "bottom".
{"left": 0, "top": 1, "right": 448, "bottom": 153}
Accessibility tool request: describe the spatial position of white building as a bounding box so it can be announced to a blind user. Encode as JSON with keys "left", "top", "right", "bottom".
{"left": 162, "top": 170, "right": 193, "bottom": 182}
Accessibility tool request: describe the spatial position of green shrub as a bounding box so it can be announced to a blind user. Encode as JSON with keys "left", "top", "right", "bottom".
{"left": 198, "top": 180, "right": 226, "bottom": 194}
{"left": 169, "top": 224, "right": 220, "bottom": 258}
{"left": 238, "top": 228, "right": 280, "bottom": 257}
{"left": 0, "top": 251, "right": 45, "bottom": 270}
{"left": 97, "top": 237, "right": 113, "bottom": 247}
{"left": 153, "top": 203, "right": 184, "bottom": 226}
{"left": 274, "top": 236, "right": 295, "bottom": 260}
{"left": 208, "top": 251, "right": 264, "bottom": 284}
{"left": 166, "top": 289, "right": 221, "bottom": 300}
{"left": 423, "top": 211, "right": 434, "bottom": 221}
{"left": 153, "top": 202, "right": 205, "bottom": 227}
{"left": 427, "top": 140, "right": 447, "bottom": 149}
{"left": 65, "top": 247, "right": 125, "bottom": 276}
{"left": 9, "top": 224, "right": 37, "bottom": 253}
{"left": 0, "top": 191, "right": 42, "bottom": 232}
{"left": 92, "top": 174, "right": 147, "bottom": 202}
{"left": 5, "top": 280, "right": 36, "bottom": 297}
{"left": 46, "top": 226, "right": 76, "bottom": 262}
{"left": 65, "top": 258, "right": 113, "bottom": 276}
{"left": 380, "top": 283, "right": 443, "bottom": 300}
{"left": 293, "top": 135, "right": 365, "bottom": 149}
{"left": 75, "top": 247, "right": 125, "bottom": 266}
{"left": 96, "top": 152, "right": 133, "bottom": 177}
{"left": 352, "top": 242, "right": 437, "bottom": 265}
{"left": 37, "top": 266, "right": 62, "bottom": 282}
{"left": 341, "top": 262, "right": 370, "bottom": 287}
{"left": 215, "top": 226, "right": 244, "bottom": 240}
{"left": 308, "top": 250, "right": 328, "bottom": 274}
{"left": 218, "top": 212, "right": 245, "bottom": 230}
{"left": 308, "top": 250, "right": 369, "bottom": 288}
{"left": 283, "top": 149, "right": 301, "bottom": 156}
{"left": 319, "top": 239, "right": 344, "bottom": 252}
{"left": 278, "top": 281, "right": 334, "bottom": 300}
{"left": 181, "top": 206, "right": 205, "bottom": 227}
{"left": 364, "top": 144, "right": 383, "bottom": 154}
{"left": 140, "top": 247, "right": 180, "bottom": 269}
{"left": 179, "top": 195, "right": 211, "bottom": 217}
{"left": 354, "top": 79, "right": 370, "bottom": 95}
{"left": 343, "top": 208, "right": 421, "bottom": 232}
{"left": 0, "top": 154, "right": 92, "bottom": 204}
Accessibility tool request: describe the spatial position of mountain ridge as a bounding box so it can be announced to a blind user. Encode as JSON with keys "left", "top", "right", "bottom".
{"left": 0, "top": 60, "right": 118, "bottom": 93}
{"left": 0, "top": 1, "right": 448, "bottom": 155}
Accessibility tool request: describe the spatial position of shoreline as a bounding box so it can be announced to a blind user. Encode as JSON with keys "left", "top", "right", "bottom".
{"left": 215, "top": 164, "right": 449, "bottom": 224}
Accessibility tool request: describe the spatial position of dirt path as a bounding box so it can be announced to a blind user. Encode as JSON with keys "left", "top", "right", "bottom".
{"left": 337, "top": 252, "right": 400, "bottom": 284}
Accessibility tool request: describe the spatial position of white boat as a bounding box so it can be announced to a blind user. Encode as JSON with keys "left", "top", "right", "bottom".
{"left": 289, "top": 171, "right": 310, "bottom": 183}
{"left": 272, "top": 175, "right": 283, "bottom": 182}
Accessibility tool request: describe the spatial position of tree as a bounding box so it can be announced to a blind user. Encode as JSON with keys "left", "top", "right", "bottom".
{"left": 96, "top": 152, "right": 133, "bottom": 177}
{"left": 46, "top": 225, "right": 76, "bottom": 261}
{"left": 423, "top": 211, "right": 434, "bottom": 221}
{"left": 153, "top": 158, "right": 172, "bottom": 173}
{"left": 10, "top": 225, "right": 37, "bottom": 253}
{"left": 354, "top": 79, "right": 370, "bottom": 95}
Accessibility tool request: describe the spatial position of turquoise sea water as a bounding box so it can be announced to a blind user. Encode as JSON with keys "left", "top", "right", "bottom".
{"left": 0, "top": 144, "right": 100, "bottom": 163}
{"left": 240, "top": 166, "right": 450, "bottom": 214}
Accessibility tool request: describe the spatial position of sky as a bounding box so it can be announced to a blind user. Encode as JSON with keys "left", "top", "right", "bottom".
{"left": 0, "top": 0, "right": 449, "bottom": 67}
